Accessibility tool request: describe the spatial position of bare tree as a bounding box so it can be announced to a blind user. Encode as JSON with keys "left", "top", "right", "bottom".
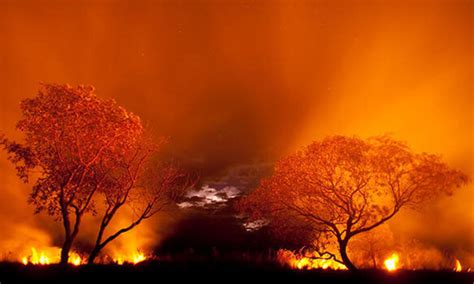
{"left": 87, "top": 151, "right": 198, "bottom": 264}
{"left": 238, "top": 135, "right": 469, "bottom": 271}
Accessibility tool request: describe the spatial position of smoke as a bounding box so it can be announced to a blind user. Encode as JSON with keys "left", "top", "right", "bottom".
{"left": 0, "top": 0, "right": 472, "bottom": 266}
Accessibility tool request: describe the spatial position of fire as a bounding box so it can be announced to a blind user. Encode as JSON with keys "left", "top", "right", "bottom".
{"left": 114, "top": 256, "right": 125, "bottom": 265}
{"left": 113, "top": 251, "right": 146, "bottom": 265}
{"left": 292, "top": 257, "right": 347, "bottom": 270}
{"left": 26, "top": 247, "right": 51, "bottom": 265}
{"left": 21, "top": 256, "right": 28, "bottom": 265}
{"left": 20, "top": 247, "right": 83, "bottom": 266}
{"left": 18, "top": 246, "right": 151, "bottom": 266}
{"left": 19, "top": 247, "right": 146, "bottom": 265}
{"left": 384, "top": 253, "right": 399, "bottom": 271}
{"left": 454, "top": 259, "right": 462, "bottom": 272}
{"left": 70, "top": 254, "right": 83, "bottom": 266}
{"left": 132, "top": 252, "right": 146, "bottom": 264}
{"left": 277, "top": 249, "right": 347, "bottom": 270}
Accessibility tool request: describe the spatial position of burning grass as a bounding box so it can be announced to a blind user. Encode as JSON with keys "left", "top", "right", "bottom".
{"left": 276, "top": 249, "right": 347, "bottom": 270}
{"left": 20, "top": 247, "right": 84, "bottom": 266}
{"left": 8, "top": 246, "right": 471, "bottom": 274}
{"left": 276, "top": 249, "right": 470, "bottom": 273}
{"left": 15, "top": 246, "right": 147, "bottom": 266}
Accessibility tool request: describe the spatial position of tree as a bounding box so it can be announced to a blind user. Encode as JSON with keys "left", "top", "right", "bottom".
{"left": 0, "top": 84, "right": 145, "bottom": 264}
{"left": 238, "top": 135, "right": 469, "bottom": 271}
{"left": 87, "top": 157, "right": 198, "bottom": 264}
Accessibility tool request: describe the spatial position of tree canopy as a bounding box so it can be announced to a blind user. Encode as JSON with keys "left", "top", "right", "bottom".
{"left": 1, "top": 84, "right": 195, "bottom": 264}
{"left": 238, "top": 135, "right": 469, "bottom": 270}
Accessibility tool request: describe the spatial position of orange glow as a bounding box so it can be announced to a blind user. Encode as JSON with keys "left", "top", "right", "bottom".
{"left": 384, "top": 253, "right": 399, "bottom": 272}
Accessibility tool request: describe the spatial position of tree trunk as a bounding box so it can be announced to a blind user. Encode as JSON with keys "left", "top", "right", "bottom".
{"left": 88, "top": 247, "right": 101, "bottom": 265}
{"left": 60, "top": 211, "right": 81, "bottom": 265}
{"left": 371, "top": 254, "right": 377, "bottom": 269}
{"left": 88, "top": 213, "right": 144, "bottom": 265}
{"left": 339, "top": 240, "right": 357, "bottom": 271}
{"left": 60, "top": 237, "right": 72, "bottom": 265}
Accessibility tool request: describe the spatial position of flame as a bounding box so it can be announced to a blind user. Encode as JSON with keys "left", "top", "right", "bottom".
{"left": 454, "top": 259, "right": 462, "bottom": 272}
{"left": 277, "top": 249, "right": 347, "bottom": 270}
{"left": 18, "top": 246, "right": 147, "bottom": 265}
{"left": 29, "top": 247, "right": 50, "bottom": 265}
{"left": 20, "top": 247, "right": 83, "bottom": 266}
{"left": 70, "top": 254, "right": 82, "bottom": 266}
{"left": 292, "top": 257, "right": 347, "bottom": 270}
{"left": 21, "top": 256, "right": 28, "bottom": 265}
{"left": 114, "top": 256, "right": 125, "bottom": 265}
{"left": 384, "top": 253, "right": 399, "bottom": 271}
{"left": 132, "top": 252, "right": 146, "bottom": 264}
{"left": 113, "top": 251, "right": 146, "bottom": 265}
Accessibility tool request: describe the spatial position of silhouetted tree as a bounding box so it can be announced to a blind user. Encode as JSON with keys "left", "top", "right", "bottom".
{"left": 87, "top": 158, "right": 198, "bottom": 264}
{"left": 238, "top": 135, "right": 469, "bottom": 271}
{"left": 1, "top": 84, "right": 147, "bottom": 264}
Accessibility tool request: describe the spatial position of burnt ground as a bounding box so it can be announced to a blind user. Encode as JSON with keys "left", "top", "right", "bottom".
{"left": 0, "top": 260, "right": 473, "bottom": 284}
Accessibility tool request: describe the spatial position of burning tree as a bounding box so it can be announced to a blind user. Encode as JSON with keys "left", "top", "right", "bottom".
{"left": 0, "top": 84, "right": 169, "bottom": 264}
{"left": 238, "top": 135, "right": 469, "bottom": 271}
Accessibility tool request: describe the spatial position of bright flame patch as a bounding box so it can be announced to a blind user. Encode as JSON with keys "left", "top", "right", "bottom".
{"left": 277, "top": 249, "right": 347, "bottom": 270}
{"left": 113, "top": 251, "right": 146, "bottom": 265}
{"left": 20, "top": 247, "right": 84, "bottom": 265}
{"left": 384, "top": 253, "right": 399, "bottom": 271}
{"left": 454, "top": 259, "right": 462, "bottom": 272}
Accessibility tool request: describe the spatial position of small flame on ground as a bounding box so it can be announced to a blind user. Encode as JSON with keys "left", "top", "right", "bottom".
{"left": 277, "top": 249, "right": 347, "bottom": 270}
{"left": 27, "top": 247, "right": 50, "bottom": 265}
{"left": 20, "top": 247, "right": 83, "bottom": 266}
{"left": 19, "top": 246, "right": 150, "bottom": 265}
{"left": 454, "top": 259, "right": 462, "bottom": 272}
{"left": 384, "top": 253, "right": 399, "bottom": 272}
{"left": 133, "top": 252, "right": 146, "bottom": 264}
{"left": 113, "top": 251, "right": 146, "bottom": 265}
{"left": 70, "top": 254, "right": 82, "bottom": 266}
{"left": 293, "top": 257, "right": 347, "bottom": 270}
{"left": 21, "top": 256, "right": 28, "bottom": 265}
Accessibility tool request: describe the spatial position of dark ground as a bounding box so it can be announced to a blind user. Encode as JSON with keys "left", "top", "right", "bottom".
{"left": 0, "top": 260, "right": 473, "bottom": 284}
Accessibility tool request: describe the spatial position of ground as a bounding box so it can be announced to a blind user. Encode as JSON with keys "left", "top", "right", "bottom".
{"left": 0, "top": 261, "right": 473, "bottom": 284}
